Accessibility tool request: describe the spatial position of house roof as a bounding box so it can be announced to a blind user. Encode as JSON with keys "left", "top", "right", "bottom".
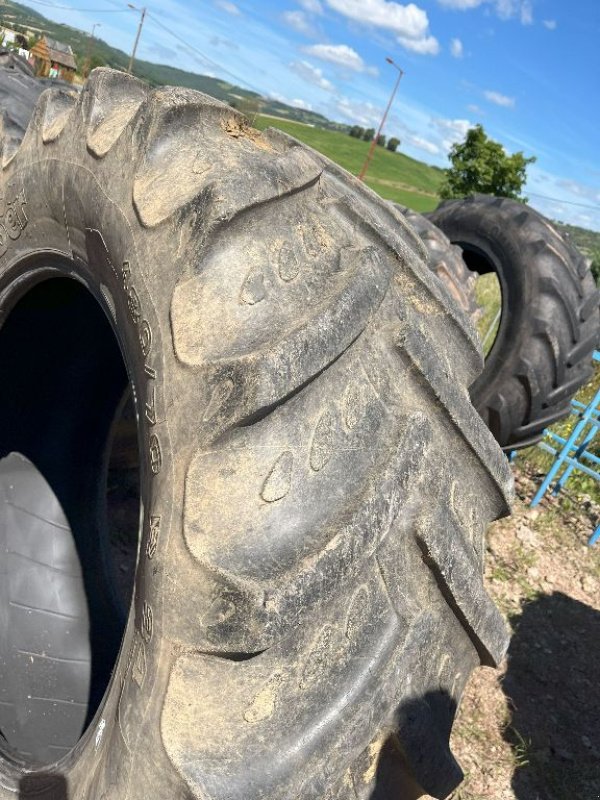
{"left": 42, "top": 36, "right": 77, "bottom": 70}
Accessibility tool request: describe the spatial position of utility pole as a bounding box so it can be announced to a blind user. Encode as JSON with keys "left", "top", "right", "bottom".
{"left": 358, "top": 57, "right": 404, "bottom": 182}
{"left": 127, "top": 4, "right": 146, "bottom": 75}
{"left": 83, "top": 22, "right": 101, "bottom": 79}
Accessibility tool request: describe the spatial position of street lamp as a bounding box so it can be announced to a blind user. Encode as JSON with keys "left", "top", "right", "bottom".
{"left": 357, "top": 57, "right": 404, "bottom": 181}
{"left": 127, "top": 3, "right": 147, "bottom": 75}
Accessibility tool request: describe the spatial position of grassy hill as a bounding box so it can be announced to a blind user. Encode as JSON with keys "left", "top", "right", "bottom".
{"left": 254, "top": 115, "right": 442, "bottom": 211}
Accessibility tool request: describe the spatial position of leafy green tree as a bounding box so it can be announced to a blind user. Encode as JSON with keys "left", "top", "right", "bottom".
{"left": 348, "top": 125, "right": 364, "bottom": 138}
{"left": 376, "top": 134, "right": 386, "bottom": 147}
{"left": 362, "top": 127, "right": 375, "bottom": 142}
{"left": 439, "top": 124, "right": 536, "bottom": 201}
{"left": 387, "top": 137, "right": 400, "bottom": 152}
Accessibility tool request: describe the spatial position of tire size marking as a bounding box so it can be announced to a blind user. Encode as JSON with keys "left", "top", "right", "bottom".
{"left": 118, "top": 260, "right": 162, "bottom": 475}
{"left": 114, "top": 258, "right": 162, "bottom": 647}
{"left": 146, "top": 515, "right": 160, "bottom": 560}
{"left": 0, "top": 189, "right": 27, "bottom": 257}
{"left": 141, "top": 602, "right": 153, "bottom": 643}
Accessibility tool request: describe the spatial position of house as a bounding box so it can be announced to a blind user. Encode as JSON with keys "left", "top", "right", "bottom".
{"left": 29, "top": 35, "right": 77, "bottom": 82}
{"left": 0, "top": 27, "right": 29, "bottom": 50}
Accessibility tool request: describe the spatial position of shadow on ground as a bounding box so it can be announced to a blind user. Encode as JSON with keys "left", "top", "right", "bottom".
{"left": 502, "top": 591, "right": 600, "bottom": 800}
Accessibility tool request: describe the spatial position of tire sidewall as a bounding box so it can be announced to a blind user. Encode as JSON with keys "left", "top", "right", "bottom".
{"left": 0, "top": 155, "right": 171, "bottom": 797}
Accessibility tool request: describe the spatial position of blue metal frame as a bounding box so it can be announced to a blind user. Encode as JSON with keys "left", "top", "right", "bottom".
{"left": 530, "top": 351, "right": 600, "bottom": 545}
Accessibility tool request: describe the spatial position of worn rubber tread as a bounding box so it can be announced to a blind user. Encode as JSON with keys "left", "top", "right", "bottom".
{"left": 0, "top": 69, "right": 512, "bottom": 799}
{"left": 397, "top": 205, "right": 480, "bottom": 325}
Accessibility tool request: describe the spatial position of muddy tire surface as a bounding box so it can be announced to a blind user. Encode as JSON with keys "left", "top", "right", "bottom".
{"left": 397, "top": 205, "right": 480, "bottom": 325}
{"left": 0, "top": 69, "right": 514, "bottom": 799}
{"left": 429, "top": 195, "right": 600, "bottom": 450}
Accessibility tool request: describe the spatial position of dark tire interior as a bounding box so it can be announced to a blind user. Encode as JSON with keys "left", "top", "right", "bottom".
{"left": 0, "top": 276, "right": 140, "bottom": 765}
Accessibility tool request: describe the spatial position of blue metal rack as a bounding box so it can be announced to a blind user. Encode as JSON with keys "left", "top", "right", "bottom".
{"left": 530, "top": 351, "right": 600, "bottom": 545}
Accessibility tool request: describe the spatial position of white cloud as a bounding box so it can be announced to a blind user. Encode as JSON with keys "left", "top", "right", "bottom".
{"left": 398, "top": 34, "right": 440, "bottom": 54}
{"left": 333, "top": 95, "right": 380, "bottom": 127}
{"left": 431, "top": 117, "right": 472, "bottom": 150}
{"left": 543, "top": 19, "right": 557, "bottom": 29}
{"left": 282, "top": 10, "right": 315, "bottom": 35}
{"left": 267, "top": 91, "right": 315, "bottom": 113}
{"left": 467, "top": 103, "right": 484, "bottom": 114}
{"left": 299, "top": 0, "right": 324, "bottom": 13}
{"left": 526, "top": 166, "right": 600, "bottom": 230}
{"left": 520, "top": 1, "right": 533, "bottom": 24}
{"left": 556, "top": 179, "right": 600, "bottom": 204}
{"left": 437, "top": 0, "right": 535, "bottom": 24}
{"left": 304, "top": 43, "right": 368, "bottom": 72}
{"left": 289, "top": 60, "right": 334, "bottom": 91}
{"left": 209, "top": 35, "right": 239, "bottom": 50}
{"left": 450, "top": 37, "right": 464, "bottom": 57}
{"left": 407, "top": 135, "right": 440, "bottom": 155}
{"left": 325, "top": 0, "right": 439, "bottom": 55}
{"left": 484, "top": 89, "right": 515, "bottom": 107}
{"left": 291, "top": 98, "right": 313, "bottom": 110}
{"left": 215, "top": 0, "right": 241, "bottom": 15}
{"left": 438, "top": 0, "right": 481, "bottom": 7}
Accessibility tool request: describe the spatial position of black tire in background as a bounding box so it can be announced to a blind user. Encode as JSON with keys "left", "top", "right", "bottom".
{"left": 0, "top": 69, "right": 514, "bottom": 798}
{"left": 396, "top": 205, "right": 480, "bottom": 325}
{"left": 429, "top": 195, "right": 600, "bottom": 450}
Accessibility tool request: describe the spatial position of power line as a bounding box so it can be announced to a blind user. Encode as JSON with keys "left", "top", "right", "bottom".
{"left": 526, "top": 191, "right": 600, "bottom": 212}
{"left": 144, "top": 9, "right": 264, "bottom": 96}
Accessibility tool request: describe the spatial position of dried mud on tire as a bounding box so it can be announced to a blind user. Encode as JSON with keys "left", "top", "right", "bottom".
{"left": 0, "top": 69, "right": 513, "bottom": 799}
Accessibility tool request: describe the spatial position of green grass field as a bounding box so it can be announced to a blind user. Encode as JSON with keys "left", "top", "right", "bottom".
{"left": 475, "top": 273, "right": 502, "bottom": 356}
{"left": 254, "top": 115, "right": 442, "bottom": 212}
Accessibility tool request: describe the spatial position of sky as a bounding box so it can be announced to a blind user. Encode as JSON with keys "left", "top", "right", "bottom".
{"left": 19, "top": 0, "right": 600, "bottom": 230}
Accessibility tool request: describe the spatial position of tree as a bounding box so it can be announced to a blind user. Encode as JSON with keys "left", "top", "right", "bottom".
{"left": 362, "top": 127, "right": 375, "bottom": 142}
{"left": 387, "top": 137, "right": 400, "bottom": 152}
{"left": 439, "top": 124, "right": 536, "bottom": 202}
{"left": 376, "top": 134, "right": 386, "bottom": 147}
{"left": 348, "top": 125, "right": 365, "bottom": 138}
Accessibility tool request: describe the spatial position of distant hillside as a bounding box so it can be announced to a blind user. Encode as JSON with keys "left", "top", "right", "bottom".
{"left": 0, "top": 1, "right": 347, "bottom": 130}
{"left": 556, "top": 222, "right": 600, "bottom": 259}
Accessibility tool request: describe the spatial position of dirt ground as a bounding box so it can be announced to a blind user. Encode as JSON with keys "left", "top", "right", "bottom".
{"left": 428, "top": 463, "right": 600, "bottom": 800}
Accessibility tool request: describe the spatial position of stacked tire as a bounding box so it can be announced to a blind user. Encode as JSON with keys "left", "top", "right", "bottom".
{"left": 401, "top": 196, "right": 600, "bottom": 450}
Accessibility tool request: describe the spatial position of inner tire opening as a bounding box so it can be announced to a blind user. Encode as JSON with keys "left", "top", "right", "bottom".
{"left": 0, "top": 276, "right": 140, "bottom": 766}
{"left": 461, "top": 245, "right": 503, "bottom": 358}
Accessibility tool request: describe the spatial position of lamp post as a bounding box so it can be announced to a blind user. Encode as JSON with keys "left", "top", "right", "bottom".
{"left": 127, "top": 3, "right": 146, "bottom": 75}
{"left": 357, "top": 57, "right": 404, "bottom": 182}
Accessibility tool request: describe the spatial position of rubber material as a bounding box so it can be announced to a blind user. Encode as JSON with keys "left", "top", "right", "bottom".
{"left": 0, "top": 69, "right": 513, "bottom": 798}
{"left": 0, "top": 453, "right": 90, "bottom": 764}
{"left": 428, "top": 195, "right": 600, "bottom": 450}
{"left": 396, "top": 205, "right": 480, "bottom": 325}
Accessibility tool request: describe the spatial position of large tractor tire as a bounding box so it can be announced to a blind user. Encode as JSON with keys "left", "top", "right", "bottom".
{"left": 0, "top": 69, "right": 513, "bottom": 799}
{"left": 396, "top": 205, "right": 480, "bottom": 325}
{"left": 428, "top": 196, "right": 600, "bottom": 450}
